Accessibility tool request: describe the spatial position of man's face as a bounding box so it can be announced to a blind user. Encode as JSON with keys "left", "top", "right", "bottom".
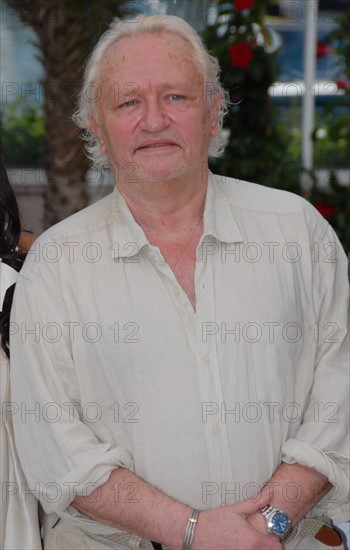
{"left": 90, "top": 31, "right": 220, "bottom": 185}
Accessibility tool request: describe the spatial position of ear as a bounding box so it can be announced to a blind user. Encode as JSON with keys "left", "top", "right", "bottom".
{"left": 88, "top": 114, "right": 108, "bottom": 155}
{"left": 209, "top": 93, "right": 221, "bottom": 138}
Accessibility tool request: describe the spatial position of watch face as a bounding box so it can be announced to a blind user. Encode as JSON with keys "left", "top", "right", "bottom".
{"left": 271, "top": 512, "right": 290, "bottom": 535}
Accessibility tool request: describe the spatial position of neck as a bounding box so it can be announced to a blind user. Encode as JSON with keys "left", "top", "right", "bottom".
{"left": 116, "top": 172, "right": 208, "bottom": 233}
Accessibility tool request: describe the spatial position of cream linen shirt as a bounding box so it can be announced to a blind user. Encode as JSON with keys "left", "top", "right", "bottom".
{"left": 10, "top": 174, "right": 349, "bottom": 535}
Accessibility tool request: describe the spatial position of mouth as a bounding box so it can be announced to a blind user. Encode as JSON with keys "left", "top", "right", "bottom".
{"left": 135, "top": 141, "right": 179, "bottom": 151}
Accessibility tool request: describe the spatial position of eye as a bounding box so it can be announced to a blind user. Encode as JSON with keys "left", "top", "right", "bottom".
{"left": 120, "top": 99, "right": 137, "bottom": 108}
{"left": 169, "top": 94, "right": 185, "bottom": 101}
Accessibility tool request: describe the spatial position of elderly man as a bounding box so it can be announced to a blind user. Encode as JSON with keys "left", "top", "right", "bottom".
{"left": 10, "top": 14, "right": 349, "bottom": 550}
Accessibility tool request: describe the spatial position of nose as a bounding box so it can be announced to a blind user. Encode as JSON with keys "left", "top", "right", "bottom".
{"left": 139, "top": 98, "right": 170, "bottom": 133}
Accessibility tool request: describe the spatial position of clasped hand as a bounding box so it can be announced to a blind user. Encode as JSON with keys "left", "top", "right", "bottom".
{"left": 191, "top": 494, "right": 282, "bottom": 550}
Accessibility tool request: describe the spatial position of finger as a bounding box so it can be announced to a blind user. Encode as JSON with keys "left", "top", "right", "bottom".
{"left": 234, "top": 491, "right": 271, "bottom": 516}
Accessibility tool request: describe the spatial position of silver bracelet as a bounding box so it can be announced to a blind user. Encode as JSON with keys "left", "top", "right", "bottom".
{"left": 182, "top": 508, "right": 200, "bottom": 550}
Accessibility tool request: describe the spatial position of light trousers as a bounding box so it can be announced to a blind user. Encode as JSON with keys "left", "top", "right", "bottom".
{"left": 44, "top": 519, "right": 346, "bottom": 550}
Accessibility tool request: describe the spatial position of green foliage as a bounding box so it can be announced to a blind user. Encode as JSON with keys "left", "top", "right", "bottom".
{"left": 332, "top": 8, "right": 350, "bottom": 81}
{"left": 204, "top": 1, "right": 350, "bottom": 251}
{"left": 313, "top": 108, "right": 350, "bottom": 169}
{"left": 279, "top": 105, "right": 350, "bottom": 170}
{"left": 205, "top": 0, "right": 301, "bottom": 194}
{"left": 309, "top": 8, "right": 350, "bottom": 252}
{"left": 1, "top": 100, "right": 44, "bottom": 166}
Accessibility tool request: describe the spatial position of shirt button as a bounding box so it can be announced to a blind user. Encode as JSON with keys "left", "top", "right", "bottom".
{"left": 202, "top": 355, "right": 209, "bottom": 364}
{"left": 212, "top": 424, "right": 220, "bottom": 434}
{"left": 173, "top": 287, "right": 180, "bottom": 296}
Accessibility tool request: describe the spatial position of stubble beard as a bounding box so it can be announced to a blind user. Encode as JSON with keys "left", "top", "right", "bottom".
{"left": 121, "top": 152, "right": 208, "bottom": 187}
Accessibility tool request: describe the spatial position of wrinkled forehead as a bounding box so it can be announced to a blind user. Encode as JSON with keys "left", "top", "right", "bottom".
{"left": 96, "top": 30, "right": 204, "bottom": 86}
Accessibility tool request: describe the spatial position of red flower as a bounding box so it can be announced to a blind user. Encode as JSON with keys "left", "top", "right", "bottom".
{"left": 234, "top": 0, "right": 255, "bottom": 11}
{"left": 337, "top": 78, "right": 350, "bottom": 90}
{"left": 228, "top": 42, "right": 254, "bottom": 70}
{"left": 315, "top": 201, "right": 336, "bottom": 219}
{"left": 316, "top": 41, "right": 333, "bottom": 59}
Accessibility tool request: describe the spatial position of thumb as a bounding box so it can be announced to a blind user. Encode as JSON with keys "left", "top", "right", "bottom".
{"left": 234, "top": 491, "right": 270, "bottom": 517}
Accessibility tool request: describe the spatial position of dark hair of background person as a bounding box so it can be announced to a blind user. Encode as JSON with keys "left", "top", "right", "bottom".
{"left": 0, "top": 155, "right": 25, "bottom": 358}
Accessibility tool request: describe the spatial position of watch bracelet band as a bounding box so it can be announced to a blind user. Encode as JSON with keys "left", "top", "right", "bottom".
{"left": 182, "top": 508, "right": 200, "bottom": 550}
{"left": 260, "top": 504, "right": 277, "bottom": 516}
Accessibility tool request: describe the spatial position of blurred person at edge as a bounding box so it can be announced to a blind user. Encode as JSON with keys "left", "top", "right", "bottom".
{"left": 0, "top": 157, "right": 42, "bottom": 548}
{"left": 10, "top": 15, "right": 349, "bottom": 550}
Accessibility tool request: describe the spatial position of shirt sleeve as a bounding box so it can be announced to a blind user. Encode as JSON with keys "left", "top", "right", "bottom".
{"left": 9, "top": 251, "right": 134, "bottom": 515}
{"left": 281, "top": 218, "right": 350, "bottom": 521}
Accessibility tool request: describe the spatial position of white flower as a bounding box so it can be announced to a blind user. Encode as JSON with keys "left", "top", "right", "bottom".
{"left": 316, "top": 128, "right": 327, "bottom": 139}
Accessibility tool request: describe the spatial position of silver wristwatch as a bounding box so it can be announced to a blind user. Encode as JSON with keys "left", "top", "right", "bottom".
{"left": 259, "top": 504, "right": 292, "bottom": 540}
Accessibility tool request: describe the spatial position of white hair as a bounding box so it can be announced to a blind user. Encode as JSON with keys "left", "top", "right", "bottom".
{"left": 73, "top": 15, "right": 230, "bottom": 168}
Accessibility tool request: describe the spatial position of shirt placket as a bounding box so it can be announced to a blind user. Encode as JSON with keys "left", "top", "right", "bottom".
{"left": 146, "top": 239, "right": 235, "bottom": 508}
{"left": 194, "top": 238, "right": 236, "bottom": 508}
